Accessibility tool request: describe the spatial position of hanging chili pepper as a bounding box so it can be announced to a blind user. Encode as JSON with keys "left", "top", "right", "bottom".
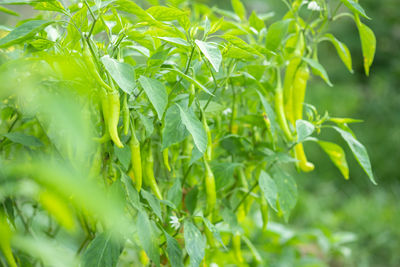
{"left": 274, "top": 68, "right": 293, "bottom": 142}
{"left": 144, "top": 143, "right": 163, "bottom": 200}
{"left": 232, "top": 232, "right": 244, "bottom": 264}
{"left": 163, "top": 148, "right": 171, "bottom": 172}
{"left": 203, "top": 158, "right": 216, "bottom": 216}
{"left": 101, "top": 90, "right": 123, "bottom": 148}
{"left": 292, "top": 64, "right": 314, "bottom": 172}
{"left": 122, "top": 93, "right": 130, "bottom": 136}
{"left": 129, "top": 122, "right": 142, "bottom": 191}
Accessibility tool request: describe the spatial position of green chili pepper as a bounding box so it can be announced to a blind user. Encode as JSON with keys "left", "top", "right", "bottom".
{"left": 101, "top": 90, "right": 123, "bottom": 148}
{"left": 129, "top": 123, "right": 142, "bottom": 191}
{"left": 0, "top": 214, "right": 17, "bottom": 267}
{"left": 232, "top": 232, "right": 244, "bottom": 264}
{"left": 144, "top": 143, "right": 163, "bottom": 200}
{"left": 122, "top": 93, "right": 130, "bottom": 136}
{"left": 274, "top": 69, "right": 293, "bottom": 142}
{"left": 292, "top": 64, "right": 314, "bottom": 172}
{"left": 260, "top": 197, "right": 269, "bottom": 231}
{"left": 163, "top": 148, "right": 171, "bottom": 172}
{"left": 204, "top": 158, "right": 216, "bottom": 216}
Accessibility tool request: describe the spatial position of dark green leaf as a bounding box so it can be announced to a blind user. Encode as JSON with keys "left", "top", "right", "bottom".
{"left": 137, "top": 210, "right": 160, "bottom": 267}
{"left": 139, "top": 76, "right": 167, "bottom": 120}
{"left": 184, "top": 221, "right": 206, "bottom": 267}
{"left": 167, "top": 178, "right": 182, "bottom": 208}
{"left": 266, "top": 19, "right": 290, "bottom": 51}
{"left": 0, "top": 20, "right": 54, "bottom": 48}
{"left": 184, "top": 186, "right": 198, "bottom": 215}
{"left": 162, "top": 105, "right": 189, "bottom": 150}
{"left": 101, "top": 56, "right": 135, "bottom": 95}
{"left": 258, "top": 170, "right": 278, "bottom": 212}
{"left": 195, "top": 40, "right": 222, "bottom": 72}
{"left": 302, "top": 57, "right": 333, "bottom": 87}
{"left": 164, "top": 231, "right": 184, "bottom": 267}
{"left": 176, "top": 104, "right": 207, "bottom": 154}
{"left": 3, "top": 132, "right": 43, "bottom": 147}
{"left": 81, "top": 232, "right": 122, "bottom": 267}
{"left": 141, "top": 190, "right": 162, "bottom": 221}
{"left": 332, "top": 126, "right": 376, "bottom": 184}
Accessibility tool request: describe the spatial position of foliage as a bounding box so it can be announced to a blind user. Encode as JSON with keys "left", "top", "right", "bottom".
{"left": 0, "top": 0, "right": 376, "bottom": 266}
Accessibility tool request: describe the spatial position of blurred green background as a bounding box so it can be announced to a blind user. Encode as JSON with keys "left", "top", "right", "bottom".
{"left": 1, "top": 0, "right": 398, "bottom": 266}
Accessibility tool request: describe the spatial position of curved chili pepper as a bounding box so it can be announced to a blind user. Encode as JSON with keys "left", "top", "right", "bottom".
{"left": 162, "top": 148, "right": 171, "bottom": 172}
{"left": 129, "top": 123, "right": 142, "bottom": 191}
{"left": 101, "top": 90, "right": 123, "bottom": 148}
{"left": 144, "top": 144, "right": 163, "bottom": 200}
{"left": 204, "top": 158, "right": 216, "bottom": 215}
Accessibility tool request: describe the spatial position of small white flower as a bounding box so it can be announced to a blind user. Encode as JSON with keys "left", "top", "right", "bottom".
{"left": 210, "top": 263, "right": 219, "bottom": 267}
{"left": 169, "top": 215, "right": 180, "bottom": 230}
{"left": 307, "top": 1, "right": 322, "bottom": 11}
{"left": 78, "top": 2, "right": 83, "bottom": 8}
{"left": 222, "top": 108, "right": 232, "bottom": 115}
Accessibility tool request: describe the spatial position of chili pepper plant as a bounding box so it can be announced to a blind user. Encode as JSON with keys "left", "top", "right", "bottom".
{"left": 0, "top": 0, "right": 376, "bottom": 266}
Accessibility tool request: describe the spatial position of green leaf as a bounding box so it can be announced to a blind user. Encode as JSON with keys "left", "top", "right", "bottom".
{"left": 167, "top": 178, "right": 182, "bottom": 208}
{"left": 147, "top": 5, "right": 188, "bottom": 21}
{"left": 137, "top": 211, "right": 160, "bottom": 267}
{"left": 0, "top": 20, "right": 54, "bottom": 48}
{"left": 176, "top": 104, "right": 207, "bottom": 154}
{"left": 121, "top": 173, "right": 141, "bottom": 210}
{"left": 139, "top": 76, "right": 167, "bottom": 120}
{"left": 258, "top": 170, "right": 278, "bottom": 212}
{"left": 355, "top": 18, "right": 376, "bottom": 76}
{"left": 223, "top": 34, "right": 263, "bottom": 57}
{"left": 212, "top": 162, "right": 240, "bottom": 191}
{"left": 164, "top": 231, "right": 184, "bottom": 267}
{"left": 81, "top": 232, "right": 122, "bottom": 267}
{"left": 141, "top": 190, "right": 162, "bottom": 221}
{"left": 231, "top": 0, "right": 246, "bottom": 21}
{"left": 266, "top": 19, "right": 290, "bottom": 51}
{"left": 0, "top": 6, "right": 19, "bottom": 16}
{"left": 295, "top": 120, "right": 315, "bottom": 143}
{"left": 340, "top": 0, "right": 370, "bottom": 19}
{"left": 114, "top": 145, "right": 131, "bottom": 171}
{"left": 317, "top": 141, "right": 349, "bottom": 179}
{"left": 3, "top": 132, "right": 43, "bottom": 147}
{"left": 184, "top": 186, "right": 198, "bottom": 215}
{"left": 202, "top": 217, "right": 225, "bottom": 249}
{"left": 195, "top": 40, "right": 222, "bottom": 72}
{"left": 273, "top": 168, "right": 297, "bottom": 222}
{"left": 257, "top": 90, "right": 278, "bottom": 137}
{"left": 157, "top": 37, "right": 189, "bottom": 47}
{"left": 302, "top": 57, "right": 333, "bottom": 87}
{"left": 323, "top": 33, "right": 353, "bottom": 73}
{"left": 162, "top": 105, "right": 189, "bottom": 150}
{"left": 101, "top": 56, "right": 135, "bottom": 95}
{"left": 249, "top": 11, "right": 265, "bottom": 32}
{"left": 166, "top": 68, "right": 213, "bottom": 96}
{"left": 184, "top": 221, "right": 206, "bottom": 267}
{"left": 332, "top": 126, "right": 376, "bottom": 184}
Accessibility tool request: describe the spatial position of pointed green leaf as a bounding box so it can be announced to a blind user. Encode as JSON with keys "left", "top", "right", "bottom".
{"left": 317, "top": 141, "right": 349, "bottom": 179}
{"left": 273, "top": 168, "right": 297, "bottom": 222}
{"left": 81, "top": 232, "right": 122, "bottom": 267}
{"left": 0, "top": 6, "right": 19, "bottom": 16}
{"left": 258, "top": 170, "right": 278, "bottom": 212}
{"left": 137, "top": 211, "right": 160, "bottom": 267}
{"left": 101, "top": 56, "right": 135, "bottom": 95}
{"left": 184, "top": 221, "right": 206, "bottom": 267}
{"left": 162, "top": 105, "right": 189, "bottom": 150}
{"left": 141, "top": 190, "right": 162, "bottom": 221}
{"left": 266, "top": 20, "right": 290, "bottom": 51}
{"left": 323, "top": 33, "right": 353, "bottom": 73}
{"left": 249, "top": 11, "right": 265, "bottom": 32}
{"left": 333, "top": 126, "right": 376, "bottom": 184}
{"left": 195, "top": 40, "right": 222, "bottom": 72}
{"left": 302, "top": 57, "right": 333, "bottom": 87}
{"left": 340, "top": 0, "right": 370, "bottom": 19}
{"left": 3, "top": 132, "right": 43, "bottom": 147}
{"left": 0, "top": 20, "right": 54, "bottom": 48}
{"left": 176, "top": 104, "right": 207, "bottom": 154}
{"left": 139, "top": 76, "right": 167, "bottom": 120}
{"left": 295, "top": 120, "right": 315, "bottom": 143}
{"left": 355, "top": 18, "right": 376, "bottom": 76}
{"left": 164, "top": 232, "right": 184, "bottom": 267}
{"left": 157, "top": 37, "right": 189, "bottom": 47}
{"left": 231, "top": 0, "right": 246, "bottom": 21}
